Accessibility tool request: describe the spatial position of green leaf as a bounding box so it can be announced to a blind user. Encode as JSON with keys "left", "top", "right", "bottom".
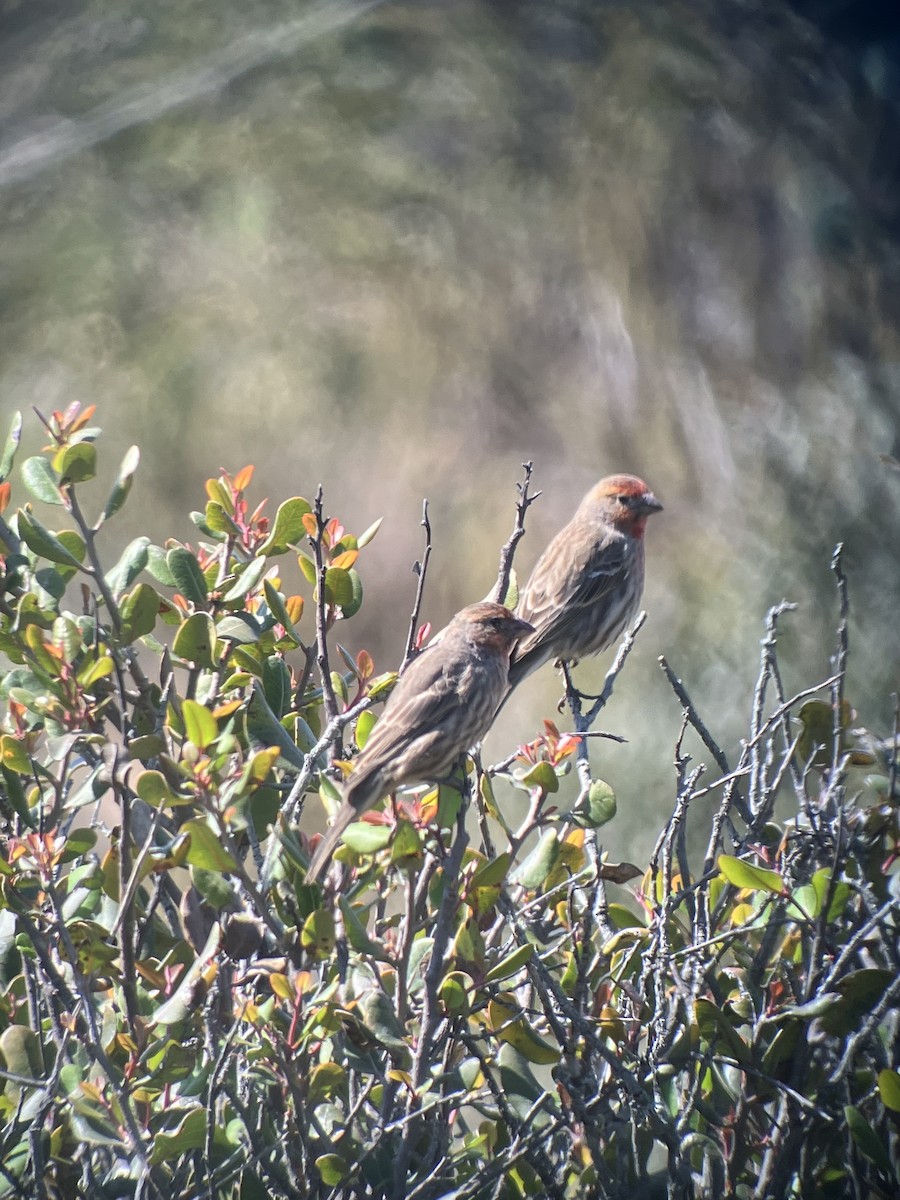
{"left": 221, "top": 556, "right": 268, "bottom": 603}
{"left": 145, "top": 543, "right": 176, "bottom": 586}
{"left": 337, "top": 896, "right": 385, "bottom": 958}
{"left": 216, "top": 613, "right": 262, "bottom": 644}
{"left": 297, "top": 553, "right": 317, "bottom": 584}
{"left": 390, "top": 819, "right": 423, "bottom": 864}
{"left": 182, "top": 699, "right": 218, "bottom": 751}
{"left": 59, "top": 828, "right": 98, "bottom": 862}
{"left": 51, "top": 616, "right": 81, "bottom": 662}
{"left": 301, "top": 908, "right": 337, "bottom": 957}
{"left": 120, "top": 583, "right": 159, "bottom": 643}
{"left": 360, "top": 990, "right": 408, "bottom": 1054}
{"left": 166, "top": 547, "right": 208, "bottom": 607}
{"left": 438, "top": 971, "right": 473, "bottom": 1015}
{"left": 695, "top": 998, "right": 752, "bottom": 1066}
{"left": 323, "top": 567, "right": 353, "bottom": 608}
{"left": 78, "top": 653, "right": 115, "bottom": 688}
{"left": 512, "top": 829, "right": 559, "bottom": 889}
{"left": 181, "top": 817, "right": 238, "bottom": 871}
{"left": 471, "top": 852, "right": 513, "bottom": 889}
{"left": 104, "top": 536, "right": 150, "bottom": 598}
{"left": 718, "top": 854, "right": 784, "bottom": 894}
{"left": 316, "top": 1155, "right": 350, "bottom": 1186}
{"left": 845, "top": 1105, "right": 893, "bottom": 1177}
{"left": 820, "top": 969, "right": 893, "bottom": 1037}
{"left": 101, "top": 445, "right": 140, "bottom": 523}
{"left": 204, "top": 501, "right": 240, "bottom": 536}
{"left": 355, "top": 709, "right": 376, "bottom": 749}
{"left": 356, "top": 516, "right": 383, "bottom": 548}
{"left": 192, "top": 866, "right": 239, "bottom": 909}
{"left": 0, "top": 1024, "right": 43, "bottom": 1083}
{"left": 16, "top": 509, "right": 83, "bottom": 566}
{"left": 136, "top": 771, "right": 177, "bottom": 808}
{"left": 811, "top": 868, "right": 850, "bottom": 922}
{"left": 262, "top": 580, "right": 300, "bottom": 643}
{"left": 173, "top": 612, "right": 217, "bottom": 669}
{"left": 340, "top": 822, "right": 393, "bottom": 854}
{"left": 307, "top": 1063, "right": 346, "bottom": 1107}
{"left": 257, "top": 497, "right": 312, "bottom": 556}
{"left": 148, "top": 1108, "right": 206, "bottom": 1165}
{"left": 246, "top": 687, "right": 306, "bottom": 768}
{"left": 500, "top": 568, "right": 518, "bottom": 610}
{"left": 34, "top": 566, "right": 66, "bottom": 605}
{"left": 0, "top": 411, "right": 22, "bottom": 482}
{"left": 54, "top": 442, "right": 96, "bottom": 484}
{"left": 262, "top": 655, "right": 290, "bottom": 718}
{"left": 573, "top": 779, "right": 617, "bottom": 828}
{"left": 517, "top": 760, "right": 558, "bottom": 794}
{"left": 497, "top": 1044, "right": 550, "bottom": 1114}
{"left": 21, "top": 456, "right": 63, "bottom": 505}
{"left": 878, "top": 1068, "right": 900, "bottom": 1113}
{"left": 1, "top": 762, "right": 32, "bottom": 824}
{"left": 342, "top": 568, "right": 364, "bottom": 619}
{"left": 485, "top": 943, "right": 534, "bottom": 984}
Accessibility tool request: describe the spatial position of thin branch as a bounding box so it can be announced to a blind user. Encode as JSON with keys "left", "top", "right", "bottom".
{"left": 311, "top": 484, "right": 339, "bottom": 729}
{"left": 563, "top": 611, "right": 646, "bottom": 804}
{"left": 829, "top": 543, "right": 849, "bottom": 788}
{"left": 493, "top": 461, "right": 541, "bottom": 606}
{"left": 403, "top": 499, "right": 432, "bottom": 665}
{"left": 659, "top": 653, "right": 752, "bottom": 825}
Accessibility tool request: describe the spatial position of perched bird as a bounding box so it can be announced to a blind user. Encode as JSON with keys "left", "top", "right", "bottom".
{"left": 508, "top": 474, "right": 662, "bottom": 689}
{"left": 305, "top": 602, "right": 534, "bottom": 884}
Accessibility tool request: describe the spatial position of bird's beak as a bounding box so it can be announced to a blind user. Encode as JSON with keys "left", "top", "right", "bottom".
{"left": 512, "top": 616, "right": 535, "bottom": 637}
{"left": 639, "top": 491, "right": 663, "bottom": 516}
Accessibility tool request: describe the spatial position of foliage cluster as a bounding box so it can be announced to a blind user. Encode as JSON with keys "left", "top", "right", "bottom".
{"left": 0, "top": 408, "right": 898, "bottom": 1199}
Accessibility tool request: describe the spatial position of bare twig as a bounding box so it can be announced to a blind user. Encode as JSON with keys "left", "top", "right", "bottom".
{"left": 493, "top": 461, "right": 541, "bottom": 606}
{"left": 311, "top": 484, "right": 340, "bottom": 729}
{"left": 829, "top": 543, "right": 849, "bottom": 789}
{"left": 659, "top": 653, "right": 752, "bottom": 825}
{"left": 404, "top": 499, "right": 432, "bottom": 665}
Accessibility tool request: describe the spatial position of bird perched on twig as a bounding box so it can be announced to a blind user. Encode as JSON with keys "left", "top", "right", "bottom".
{"left": 305, "top": 602, "right": 534, "bottom": 884}
{"left": 508, "top": 474, "right": 662, "bottom": 689}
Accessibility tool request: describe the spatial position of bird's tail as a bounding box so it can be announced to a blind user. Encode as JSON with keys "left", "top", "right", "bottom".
{"left": 304, "top": 807, "right": 357, "bottom": 885}
{"left": 506, "top": 648, "right": 541, "bottom": 692}
{"left": 304, "top": 771, "right": 385, "bottom": 885}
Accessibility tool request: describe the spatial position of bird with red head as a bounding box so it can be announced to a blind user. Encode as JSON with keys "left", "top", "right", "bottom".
{"left": 508, "top": 474, "right": 662, "bottom": 688}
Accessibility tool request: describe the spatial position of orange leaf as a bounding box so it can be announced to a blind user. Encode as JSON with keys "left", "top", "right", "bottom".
{"left": 356, "top": 649, "right": 374, "bottom": 680}
{"left": 301, "top": 513, "right": 318, "bottom": 537}
{"left": 69, "top": 404, "right": 97, "bottom": 433}
{"left": 285, "top": 595, "right": 304, "bottom": 622}
{"left": 331, "top": 549, "right": 358, "bottom": 570}
{"left": 0, "top": 481, "right": 10, "bottom": 514}
{"left": 233, "top": 465, "right": 254, "bottom": 493}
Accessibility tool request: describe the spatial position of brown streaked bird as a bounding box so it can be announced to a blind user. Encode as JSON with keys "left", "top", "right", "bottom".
{"left": 305, "top": 602, "right": 534, "bottom": 884}
{"left": 508, "top": 474, "right": 662, "bottom": 689}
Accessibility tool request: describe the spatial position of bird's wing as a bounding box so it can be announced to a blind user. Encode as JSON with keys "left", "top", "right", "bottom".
{"left": 344, "top": 647, "right": 469, "bottom": 801}
{"left": 517, "top": 524, "right": 632, "bottom": 652}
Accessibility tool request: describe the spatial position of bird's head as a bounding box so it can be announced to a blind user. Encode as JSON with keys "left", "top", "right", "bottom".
{"left": 583, "top": 474, "right": 663, "bottom": 535}
{"left": 455, "top": 602, "right": 535, "bottom": 646}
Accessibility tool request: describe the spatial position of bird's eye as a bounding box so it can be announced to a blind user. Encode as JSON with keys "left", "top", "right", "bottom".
{"left": 618, "top": 494, "right": 634, "bottom": 506}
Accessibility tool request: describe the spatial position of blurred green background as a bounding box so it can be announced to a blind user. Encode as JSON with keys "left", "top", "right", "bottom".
{"left": 2, "top": 0, "right": 899, "bottom": 859}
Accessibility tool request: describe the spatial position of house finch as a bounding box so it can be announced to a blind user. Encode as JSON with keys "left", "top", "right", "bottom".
{"left": 508, "top": 474, "right": 662, "bottom": 689}
{"left": 305, "top": 602, "right": 534, "bottom": 884}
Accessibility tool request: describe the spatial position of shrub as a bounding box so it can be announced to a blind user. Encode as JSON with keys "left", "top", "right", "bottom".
{"left": 0, "top": 408, "right": 898, "bottom": 1198}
